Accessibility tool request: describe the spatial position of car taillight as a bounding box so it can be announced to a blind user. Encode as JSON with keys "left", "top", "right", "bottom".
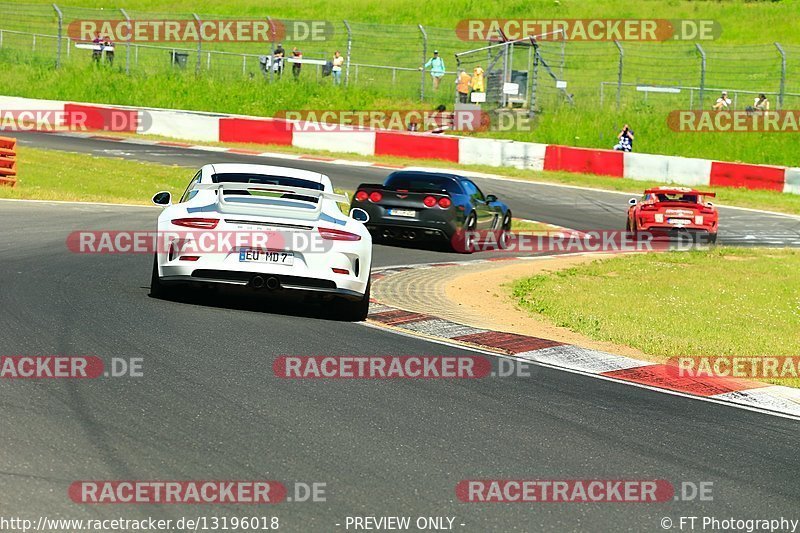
{"left": 171, "top": 218, "right": 219, "bottom": 229}
{"left": 423, "top": 196, "right": 437, "bottom": 207}
{"left": 700, "top": 207, "right": 715, "bottom": 214}
{"left": 640, "top": 205, "right": 658, "bottom": 211}
{"left": 179, "top": 255, "right": 200, "bottom": 261}
{"left": 331, "top": 267, "right": 349, "bottom": 275}
{"left": 318, "top": 227, "right": 362, "bottom": 241}
{"left": 438, "top": 197, "right": 452, "bottom": 208}
{"left": 355, "top": 190, "right": 368, "bottom": 202}
{"left": 369, "top": 191, "right": 383, "bottom": 203}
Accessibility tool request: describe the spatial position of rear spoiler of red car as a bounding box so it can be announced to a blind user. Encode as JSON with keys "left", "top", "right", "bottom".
{"left": 644, "top": 188, "right": 716, "bottom": 197}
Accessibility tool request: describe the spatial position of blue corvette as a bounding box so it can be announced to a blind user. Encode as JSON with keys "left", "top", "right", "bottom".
{"left": 350, "top": 170, "right": 512, "bottom": 253}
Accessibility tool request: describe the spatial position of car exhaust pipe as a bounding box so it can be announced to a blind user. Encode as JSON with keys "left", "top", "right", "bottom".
{"left": 251, "top": 275, "right": 266, "bottom": 289}
{"left": 382, "top": 229, "right": 393, "bottom": 239}
{"left": 265, "top": 276, "right": 280, "bottom": 290}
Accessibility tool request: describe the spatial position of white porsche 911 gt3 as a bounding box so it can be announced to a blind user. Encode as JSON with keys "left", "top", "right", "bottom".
{"left": 150, "top": 163, "right": 373, "bottom": 321}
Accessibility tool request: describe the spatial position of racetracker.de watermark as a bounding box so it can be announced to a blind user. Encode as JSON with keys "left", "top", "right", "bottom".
{"left": 67, "top": 19, "right": 332, "bottom": 43}
{"left": 273, "top": 355, "right": 529, "bottom": 379}
{"left": 455, "top": 19, "right": 720, "bottom": 41}
{"left": 668, "top": 356, "right": 800, "bottom": 380}
{"left": 275, "top": 109, "right": 533, "bottom": 133}
{"left": 0, "top": 356, "right": 142, "bottom": 379}
{"left": 456, "top": 480, "right": 713, "bottom": 502}
{"left": 0, "top": 108, "right": 150, "bottom": 133}
{"left": 449, "top": 230, "right": 705, "bottom": 254}
{"left": 69, "top": 481, "right": 287, "bottom": 504}
{"left": 668, "top": 110, "right": 800, "bottom": 132}
{"left": 66, "top": 230, "right": 339, "bottom": 254}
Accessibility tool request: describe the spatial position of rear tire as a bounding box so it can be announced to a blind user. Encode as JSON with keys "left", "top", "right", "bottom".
{"left": 708, "top": 232, "right": 718, "bottom": 245}
{"left": 149, "top": 254, "right": 175, "bottom": 299}
{"left": 336, "top": 279, "right": 371, "bottom": 322}
{"left": 453, "top": 213, "right": 478, "bottom": 254}
{"left": 499, "top": 210, "right": 513, "bottom": 249}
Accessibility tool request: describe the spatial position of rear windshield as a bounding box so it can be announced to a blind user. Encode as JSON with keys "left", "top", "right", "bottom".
{"left": 212, "top": 173, "right": 324, "bottom": 191}
{"left": 655, "top": 193, "right": 699, "bottom": 203}
{"left": 385, "top": 173, "right": 463, "bottom": 194}
{"left": 212, "top": 173, "right": 323, "bottom": 205}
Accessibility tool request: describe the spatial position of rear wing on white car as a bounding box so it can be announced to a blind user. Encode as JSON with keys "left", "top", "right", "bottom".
{"left": 192, "top": 182, "right": 349, "bottom": 219}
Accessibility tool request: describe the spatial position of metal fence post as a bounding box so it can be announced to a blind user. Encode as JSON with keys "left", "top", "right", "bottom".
{"left": 418, "top": 24, "right": 427, "bottom": 101}
{"left": 52, "top": 4, "right": 62, "bottom": 68}
{"left": 696, "top": 43, "right": 706, "bottom": 110}
{"left": 613, "top": 40, "right": 623, "bottom": 111}
{"left": 120, "top": 8, "right": 131, "bottom": 74}
{"left": 267, "top": 17, "right": 276, "bottom": 82}
{"left": 529, "top": 40, "right": 539, "bottom": 118}
{"left": 192, "top": 13, "right": 202, "bottom": 74}
{"left": 775, "top": 42, "right": 786, "bottom": 109}
{"left": 343, "top": 20, "right": 352, "bottom": 86}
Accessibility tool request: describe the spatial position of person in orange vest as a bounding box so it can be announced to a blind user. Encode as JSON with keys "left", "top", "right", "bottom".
{"left": 471, "top": 65, "right": 485, "bottom": 92}
{"left": 457, "top": 69, "right": 472, "bottom": 103}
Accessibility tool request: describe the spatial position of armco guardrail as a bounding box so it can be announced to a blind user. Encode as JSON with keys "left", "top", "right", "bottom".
{"left": 0, "top": 136, "right": 17, "bottom": 187}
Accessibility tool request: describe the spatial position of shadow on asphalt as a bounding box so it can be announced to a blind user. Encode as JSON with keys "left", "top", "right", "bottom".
{"left": 144, "top": 285, "right": 352, "bottom": 322}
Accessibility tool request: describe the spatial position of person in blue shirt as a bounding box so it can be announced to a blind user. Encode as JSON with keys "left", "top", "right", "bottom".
{"left": 420, "top": 50, "right": 446, "bottom": 90}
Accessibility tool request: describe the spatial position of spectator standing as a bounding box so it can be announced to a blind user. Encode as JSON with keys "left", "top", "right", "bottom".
{"left": 92, "top": 33, "right": 103, "bottom": 63}
{"left": 456, "top": 69, "right": 472, "bottom": 103}
{"left": 103, "top": 35, "right": 114, "bottom": 66}
{"left": 613, "top": 124, "right": 634, "bottom": 152}
{"left": 712, "top": 91, "right": 731, "bottom": 110}
{"left": 471, "top": 65, "right": 485, "bottom": 93}
{"left": 291, "top": 47, "right": 302, "bottom": 80}
{"left": 420, "top": 50, "right": 446, "bottom": 91}
{"left": 332, "top": 51, "right": 344, "bottom": 85}
{"left": 273, "top": 43, "right": 285, "bottom": 77}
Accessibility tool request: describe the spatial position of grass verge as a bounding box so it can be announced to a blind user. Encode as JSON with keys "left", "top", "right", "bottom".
{"left": 0, "top": 146, "right": 192, "bottom": 204}
{"left": 511, "top": 248, "right": 800, "bottom": 387}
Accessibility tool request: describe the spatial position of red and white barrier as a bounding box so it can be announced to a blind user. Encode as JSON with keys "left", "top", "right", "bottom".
{"left": 784, "top": 168, "right": 800, "bottom": 195}
{"left": 1, "top": 94, "right": 797, "bottom": 194}
{"left": 144, "top": 108, "right": 219, "bottom": 142}
{"left": 623, "top": 152, "right": 712, "bottom": 186}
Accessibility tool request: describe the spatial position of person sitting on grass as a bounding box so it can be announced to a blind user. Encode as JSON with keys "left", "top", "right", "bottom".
{"left": 712, "top": 91, "right": 731, "bottom": 110}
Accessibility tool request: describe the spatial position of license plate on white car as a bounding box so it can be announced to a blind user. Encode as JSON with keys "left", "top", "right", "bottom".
{"left": 668, "top": 218, "right": 691, "bottom": 225}
{"left": 389, "top": 209, "right": 416, "bottom": 217}
{"left": 239, "top": 249, "right": 294, "bottom": 265}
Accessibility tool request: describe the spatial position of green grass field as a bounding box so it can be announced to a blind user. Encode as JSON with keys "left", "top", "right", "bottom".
{"left": 1, "top": 0, "right": 799, "bottom": 166}
{"left": 511, "top": 247, "right": 800, "bottom": 387}
{"left": 0, "top": 146, "right": 191, "bottom": 204}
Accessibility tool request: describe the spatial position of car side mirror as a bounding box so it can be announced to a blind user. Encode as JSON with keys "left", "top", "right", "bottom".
{"left": 706, "top": 202, "right": 714, "bottom": 207}
{"left": 628, "top": 198, "right": 637, "bottom": 205}
{"left": 350, "top": 207, "right": 370, "bottom": 223}
{"left": 485, "top": 194, "right": 498, "bottom": 203}
{"left": 152, "top": 191, "right": 172, "bottom": 206}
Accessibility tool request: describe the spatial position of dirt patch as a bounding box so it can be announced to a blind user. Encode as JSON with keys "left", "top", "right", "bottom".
{"left": 444, "top": 255, "right": 654, "bottom": 360}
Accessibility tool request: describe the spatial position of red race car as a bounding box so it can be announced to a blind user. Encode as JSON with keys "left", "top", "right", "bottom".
{"left": 627, "top": 187, "right": 719, "bottom": 244}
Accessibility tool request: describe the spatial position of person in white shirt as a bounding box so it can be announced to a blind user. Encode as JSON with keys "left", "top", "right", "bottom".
{"left": 712, "top": 91, "right": 731, "bottom": 110}
{"left": 332, "top": 51, "right": 344, "bottom": 85}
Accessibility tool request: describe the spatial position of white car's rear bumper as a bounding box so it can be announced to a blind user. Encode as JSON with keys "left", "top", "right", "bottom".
{"left": 158, "top": 247, "right": 370, "bottom": 300}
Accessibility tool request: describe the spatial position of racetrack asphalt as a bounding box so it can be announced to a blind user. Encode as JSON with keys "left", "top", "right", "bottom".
{"left": 0, "top": 133, "right": 798, "bottom": 531}
{"left": 12, "top": 130, "right": 800, "bottom": 247}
